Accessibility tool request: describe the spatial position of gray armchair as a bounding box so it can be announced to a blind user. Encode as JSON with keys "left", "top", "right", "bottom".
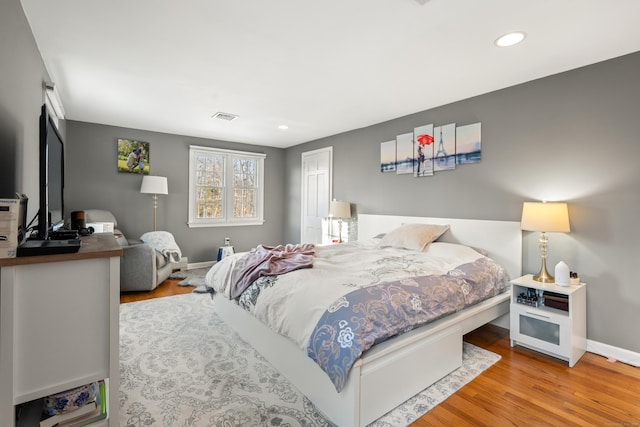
{"left": 84, "top": 209, "right": 186, "bottom": 292}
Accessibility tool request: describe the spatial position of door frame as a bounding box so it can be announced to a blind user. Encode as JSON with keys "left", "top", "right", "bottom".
{"left": 300, "top": 147, "right": 333, "bottom": 243}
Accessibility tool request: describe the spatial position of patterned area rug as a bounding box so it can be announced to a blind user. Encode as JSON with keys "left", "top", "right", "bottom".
{"left": 168, "top": 267, "right": 210, "bottom": 287}
{"left": 120, "top": 293, "right": 500, "bottom": 427}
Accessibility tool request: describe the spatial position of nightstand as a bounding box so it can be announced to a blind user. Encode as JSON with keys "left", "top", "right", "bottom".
{"left": 510, "top": 274, "right": 586, "bottom": 367}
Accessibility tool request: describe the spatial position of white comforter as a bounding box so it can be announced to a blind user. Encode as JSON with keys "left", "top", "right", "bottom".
{"left": 206, "top": 239, "right": 488, "bottom": 351}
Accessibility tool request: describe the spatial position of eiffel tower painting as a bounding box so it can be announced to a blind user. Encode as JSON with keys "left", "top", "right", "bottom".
{"left": 434, "top": 123, "right": 456, "bottom": 171}
{"left": 435, "top": 127, "right": 447, "bottom": 158}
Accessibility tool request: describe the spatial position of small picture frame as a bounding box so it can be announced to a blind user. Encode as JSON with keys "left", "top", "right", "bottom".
{"left": 117, "top": 138, "right": 150, "bottom": 174}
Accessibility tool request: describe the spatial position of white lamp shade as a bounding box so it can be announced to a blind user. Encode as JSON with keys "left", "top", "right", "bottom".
{"left": 521, "top": 202, "right": 570, "bottom": 232}
{"left": 329, "top": 200, "right": 351, "bottom": 218}
{"left": 140, "top": 176, "right": 168, "bottom": 195}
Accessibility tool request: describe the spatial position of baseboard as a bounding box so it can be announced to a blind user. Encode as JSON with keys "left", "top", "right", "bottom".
{"left": 587, "top": 339, "right": 640, "bottom": 367}
{"left": 186, "top": 260, "right": 216, "bottom": 270}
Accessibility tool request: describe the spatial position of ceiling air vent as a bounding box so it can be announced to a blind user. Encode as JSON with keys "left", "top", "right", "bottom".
{"left": 212, "top": 112, "right": 239, "bottom": 121}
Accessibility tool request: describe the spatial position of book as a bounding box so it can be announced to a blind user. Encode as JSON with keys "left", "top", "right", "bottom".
{"left": 58, "top": 408, "right": 106, "bottom": 427}
{"left": 39, "top": 402, "right": 97, "bottom": 427}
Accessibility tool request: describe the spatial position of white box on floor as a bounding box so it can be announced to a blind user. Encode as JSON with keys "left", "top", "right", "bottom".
{"left": 87, "top": 222, "right": 114, "bottom": 233}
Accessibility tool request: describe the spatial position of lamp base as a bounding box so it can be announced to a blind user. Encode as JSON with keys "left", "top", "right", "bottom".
{"left": 532, "top": 259, "right": 555, "bottom": 283}
{"left": 533, "top": 272, "right": 555, "bottom": 283}
{"left": 532, "top": 231, "right": 555, "bottom": 283}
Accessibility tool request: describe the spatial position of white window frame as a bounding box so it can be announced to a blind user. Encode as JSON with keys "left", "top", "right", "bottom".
{"left": 188, "top": 145, "right": 266, "bottom": 228}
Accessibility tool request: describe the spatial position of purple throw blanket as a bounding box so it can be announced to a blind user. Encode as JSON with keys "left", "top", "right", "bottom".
{"left": 229, "top": 243, "right": 315, "bottom": 299}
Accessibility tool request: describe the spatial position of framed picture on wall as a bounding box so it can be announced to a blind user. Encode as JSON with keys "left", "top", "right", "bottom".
{"left": 433, "top": 123, "right": 457, "bottom": 171}
{"left": 380, "top": 140, "right": 396, "bottom": 172}
{"left": 413, "top": 124, "right": 434, "bottom": 177}
{"left": 117, "top": 138, "right": 150, "bottom": 174}
{"left": 455, "top": 122, "right": 481, "bottom": 164}
{"left": 396, "top": 133, "right": 414, "bottom": 175}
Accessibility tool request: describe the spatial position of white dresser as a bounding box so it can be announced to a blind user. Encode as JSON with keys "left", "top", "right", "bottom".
{"left": 0, "top": 234, "right": 121, "bottom": 426}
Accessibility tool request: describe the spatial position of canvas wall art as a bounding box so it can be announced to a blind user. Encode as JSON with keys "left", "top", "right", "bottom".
{"left": 380, "top": 140, "right": 396, "bottom": 172}
{"left": 117, "top": 138, "right": 150, "bottom": 174}
{"left": 396, "top": 133, "right": 414, "bottom": 175}
{"left": 378, "top": 121, "right": 481, "bottom": 178}
{"left": 455, "top": 122, "right": 482, "bottom": 164}
{"left": 433, "top": 123, "right": 457, "bottom": 171}
{"left": 413, "top": 124, "right": 434, "bottom": 177}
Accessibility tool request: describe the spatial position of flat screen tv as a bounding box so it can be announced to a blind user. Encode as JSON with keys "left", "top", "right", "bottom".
{"left": 37, "top": 104, "right": 65, "bottom": 240}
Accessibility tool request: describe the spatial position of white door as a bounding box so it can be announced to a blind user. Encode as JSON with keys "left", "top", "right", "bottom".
{"left": 301, "top": 147, "right": 332, "bottom": 244}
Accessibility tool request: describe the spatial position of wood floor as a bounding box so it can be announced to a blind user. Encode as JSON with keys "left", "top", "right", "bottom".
{"left": 119, "top": 277, "right": 193, "bottom": 304}
{"left": 121, "top": 281, "right": 640, "bottom": 426}
{"left": 414, "top": 325, "right": 640, "bottom": 426}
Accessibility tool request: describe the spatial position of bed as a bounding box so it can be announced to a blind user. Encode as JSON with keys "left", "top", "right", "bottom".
{"left": 208, "top": 214, "right": 521, "bottom": 426}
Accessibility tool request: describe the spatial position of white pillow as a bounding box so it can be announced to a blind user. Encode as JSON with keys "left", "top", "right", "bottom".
{"left": 379, "top": 223, "right": 450, "bottom": 251}
{"left": 424, "top": 242, "right": 485, "bottom": 261}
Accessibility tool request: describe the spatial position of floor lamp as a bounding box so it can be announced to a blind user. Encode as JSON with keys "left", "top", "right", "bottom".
{"left": 140, "top": 176, "right": 168, "bottom": 231}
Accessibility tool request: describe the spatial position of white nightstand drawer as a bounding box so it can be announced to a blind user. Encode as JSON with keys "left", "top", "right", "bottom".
{"left": 511, "top": 304, "right": 570, "bottom": 358}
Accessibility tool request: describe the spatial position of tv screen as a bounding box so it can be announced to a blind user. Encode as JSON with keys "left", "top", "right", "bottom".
{"left": 37, "top": 104, "right": 65, "bottom": 239}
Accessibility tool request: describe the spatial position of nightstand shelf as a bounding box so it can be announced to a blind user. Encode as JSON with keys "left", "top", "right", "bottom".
{"left": 510, "top": 274, "right": 586, "bottom": 367}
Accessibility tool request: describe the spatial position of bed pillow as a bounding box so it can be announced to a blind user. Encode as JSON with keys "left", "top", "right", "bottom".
{"left": 379, "top": 223, "right": 450, "bottom": 251}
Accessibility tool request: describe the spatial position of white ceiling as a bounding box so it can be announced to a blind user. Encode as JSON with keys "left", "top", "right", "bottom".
{"left": 20, "top": 0, "right": 640, "bottom": 148}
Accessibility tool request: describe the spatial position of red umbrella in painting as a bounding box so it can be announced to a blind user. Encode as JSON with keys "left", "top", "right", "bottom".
{"left": 416, "top": 134, "right": 434, "bottom": 145}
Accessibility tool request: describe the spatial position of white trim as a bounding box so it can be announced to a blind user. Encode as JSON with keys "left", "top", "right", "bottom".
{"left": 188, "top": 146, "right": 265, "bottom": 227}
{"left": 186, "top": 260, "right": 216, "bottom": 270}
{"left": 587, "top": 339, "right": 640, "bottom": 367}
{"left": 187, "top": 220, "right": 265, "bottom": 228}
{"left": 45, "top": 82, "right": 65, "bottom": 119}
{"left": 188, "top": 145, "right": 266, "bottom": 159}
{"left": 301, "top": 146, "right": 333, "bottom": 158}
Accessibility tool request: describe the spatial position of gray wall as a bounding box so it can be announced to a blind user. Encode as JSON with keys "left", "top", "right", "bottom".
{"left": 0, "top": 0, "right": 61, "bottom": 216}
{"left": 285, "top": 51, "right": 640, "bottom": 354}
{"left": 64, "top": 121, "right": 286, "bottom": 262}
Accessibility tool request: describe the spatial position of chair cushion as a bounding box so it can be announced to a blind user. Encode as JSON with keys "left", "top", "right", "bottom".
{"left": 156, "top": 251, "right": 169, "bottom": 269}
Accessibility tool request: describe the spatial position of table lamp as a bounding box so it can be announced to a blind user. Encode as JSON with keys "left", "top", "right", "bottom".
{"left": 329, "top": 200, "right": 351, "bottom": 243}
{"left": 521, "top": 201, "right": 570, "bottom": 283}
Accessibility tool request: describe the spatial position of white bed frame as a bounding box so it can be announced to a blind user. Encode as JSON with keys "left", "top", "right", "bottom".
{"left": 214, "top": 214, "right": 521, "bottom": 426}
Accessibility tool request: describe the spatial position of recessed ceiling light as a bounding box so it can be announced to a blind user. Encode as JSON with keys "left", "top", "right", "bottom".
{"left": 278, "top": 125, "right": 289, "bottom": 130}
{"left": 495, "top": 31, "right": 526, "bottom": 47}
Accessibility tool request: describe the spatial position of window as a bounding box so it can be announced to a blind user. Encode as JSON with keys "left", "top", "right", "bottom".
{"left": 188, "top": 145, "right": 265, "bottom": 227}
